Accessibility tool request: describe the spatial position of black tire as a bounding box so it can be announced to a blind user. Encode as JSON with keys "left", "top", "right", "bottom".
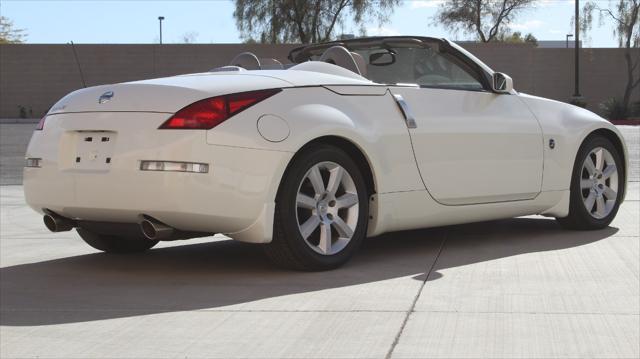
{"left": 556, "top": 135, "right": 625, "bottom": 230}
{"left": 77, "top": 227, "right": 158, "bottom": 253}
{"left": 264, "top": 144, "right": 370, "bottom": 271}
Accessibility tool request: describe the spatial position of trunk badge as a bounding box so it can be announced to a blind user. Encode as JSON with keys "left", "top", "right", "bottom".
{"left": 98, "top": 91, "right": 114, "bottom": 104}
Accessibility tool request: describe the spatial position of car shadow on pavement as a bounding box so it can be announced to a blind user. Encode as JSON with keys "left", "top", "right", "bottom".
{"left": 0, "top": 217, "right": 617, "bottom": 326}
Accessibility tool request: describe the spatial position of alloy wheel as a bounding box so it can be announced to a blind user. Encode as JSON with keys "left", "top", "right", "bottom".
{"left": 580, "top": 147, "right": 619, "bottom": 219}
{"left": 295, "top": 161, "right": 360, "bottom": 255}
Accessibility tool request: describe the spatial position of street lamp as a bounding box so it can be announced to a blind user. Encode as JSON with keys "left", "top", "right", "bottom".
{"left": 158, "top": 16, "right": 165, "bottom": 44}
{"left": 566, "top": 34, "right": 573, "bottom": 48}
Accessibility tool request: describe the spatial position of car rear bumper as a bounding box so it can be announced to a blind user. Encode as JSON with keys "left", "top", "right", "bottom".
{"left": 23, "top": 112, "right": 293, "bottom": 242}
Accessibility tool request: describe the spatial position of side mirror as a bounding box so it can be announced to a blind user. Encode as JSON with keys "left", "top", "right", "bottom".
{"left": 369, "top": 51, "right": 395, "bottom": 66}
{"left": 492, "top": 72, "right": 513, "bottom": 93}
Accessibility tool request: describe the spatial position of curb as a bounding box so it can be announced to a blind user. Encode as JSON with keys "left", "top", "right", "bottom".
{"left": 0, "top": 118, "right": 40, "bottom": 124}
{"left": 610, "top": 119, "right": 640, "bottom": 126}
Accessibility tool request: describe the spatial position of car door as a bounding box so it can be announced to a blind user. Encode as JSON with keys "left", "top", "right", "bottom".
{"left": 389, "top": 48, "right": 543, "bottom": 205}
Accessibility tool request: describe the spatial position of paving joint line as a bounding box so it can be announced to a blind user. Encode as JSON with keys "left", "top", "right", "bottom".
{"left": 384, "top": 231, "right": 447, "bottom": 359}
{"left": 411, "top": 310, "right": 640, "bottom": 316}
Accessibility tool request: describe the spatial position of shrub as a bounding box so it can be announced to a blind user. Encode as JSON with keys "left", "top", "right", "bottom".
{"left": 630, "top": 101, "right": 640, "bottom": 117}
{"left": 599, "top": 97, "right": 629, "bottom": 121}
{"left": 569, "top": 97, "right": 587, "bottom": 108}
{"left": 17, "top": 105, "right": 27, "bottom": 119}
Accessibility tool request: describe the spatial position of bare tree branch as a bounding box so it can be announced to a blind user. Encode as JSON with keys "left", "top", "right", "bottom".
{"left": 582, "top": 0, "right": 640, "bottom": 113}
{"left": 323, "top": 0, "right": 350, "bottom": 42}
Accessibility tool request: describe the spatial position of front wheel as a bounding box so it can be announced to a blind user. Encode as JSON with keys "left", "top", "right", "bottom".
{"left": 77, "top": 227, "right": 158, "bottom": 253}
{"left": 264, "top": 144, "right": 370, "bottom": 271}
{"left": 556, "top": 135, "right": 624, "bottom": 230}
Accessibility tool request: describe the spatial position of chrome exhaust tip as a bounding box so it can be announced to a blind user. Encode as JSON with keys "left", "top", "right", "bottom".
{"left": 139, "top": 218, "right": 174, "bottom": 240}
{"left": 43, "top": 212, "right": 75, "bottom": 232}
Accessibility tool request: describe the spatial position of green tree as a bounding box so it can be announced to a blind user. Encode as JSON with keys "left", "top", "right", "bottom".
{"left": 233, "top": 0, "right": 399, "bottom": 44}
{"left": 498, "top": 31, "right": 538, "bottom": 45}
{"left": 582, "top": 0, "right": 639, "bottom": 115}
{"left": 433, "top": 0, "right": 537, "bottom": 43}
{"left": 0, "top": 16, "right": 26, "bottom": 44}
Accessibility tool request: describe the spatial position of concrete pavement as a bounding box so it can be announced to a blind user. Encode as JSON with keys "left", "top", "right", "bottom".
{"left": 0, "top": 123, "right": 638, "bottom": 358}
{"left": 0, "top": 183, "right": 638, "bottom": 358}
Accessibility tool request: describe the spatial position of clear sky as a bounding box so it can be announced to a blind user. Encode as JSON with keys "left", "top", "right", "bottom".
{"left": 0, "top": 0, "right": 622, "bottom": 47}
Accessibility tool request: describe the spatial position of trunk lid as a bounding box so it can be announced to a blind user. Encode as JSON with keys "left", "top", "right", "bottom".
{"left": 48, "top": 73, "right": 293, "bottom": 114}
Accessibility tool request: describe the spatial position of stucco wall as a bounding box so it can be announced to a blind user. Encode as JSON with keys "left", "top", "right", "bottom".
{"left": 0, "top": 43, "right": 638, "bottom": 118}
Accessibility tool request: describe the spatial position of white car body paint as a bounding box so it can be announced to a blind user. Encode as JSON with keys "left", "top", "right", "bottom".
{"left": 24, "top": 37, "right": 628, "bottom": 244}
{"left": 389, "top": 86, "right": 544, "bottom": 205}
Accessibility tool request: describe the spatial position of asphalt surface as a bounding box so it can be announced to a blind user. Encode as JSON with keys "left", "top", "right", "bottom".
{"left": 0, "top": 123, "right": 638, "bottom": 358}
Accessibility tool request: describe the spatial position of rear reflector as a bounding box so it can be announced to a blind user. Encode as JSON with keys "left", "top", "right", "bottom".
{"left": 36, "top": 116, "right": 46, "bottom": 131}
{"left": 159, "top": 88, "right": 281, "bottom": 130}
{"left": 140, "top": 161, "right": 209, "bottom": 173}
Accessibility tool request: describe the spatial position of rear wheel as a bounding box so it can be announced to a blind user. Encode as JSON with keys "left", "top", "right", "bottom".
{"left": 264, "top": 145, "right": 369, "bottom": 271}
{"left": 77, "top": 227, "right": 158, "bottom": 253}
{"left": 556, "top": 135, "right": 624, "bottom": 230}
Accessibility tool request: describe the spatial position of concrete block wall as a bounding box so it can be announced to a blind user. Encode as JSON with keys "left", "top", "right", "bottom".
{"left": 464, "top": 43, "right": 640, "bottom": 113}
{"left": 0, "top": 44, "right": 298, "bottom": 118}
{"left": 0, "top": 43, "right": 638, "bottom": 118}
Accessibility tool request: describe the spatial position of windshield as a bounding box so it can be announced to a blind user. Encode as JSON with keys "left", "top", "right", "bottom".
{"left": 354, "top": 46, "right": 484, "bottom": 90}
{"left": 290, "top": 37, "right": 487, "bottom": 91}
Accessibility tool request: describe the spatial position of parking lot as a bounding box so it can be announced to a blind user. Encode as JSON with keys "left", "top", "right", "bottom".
{"left": 1, "top": 123, "right": 638, "bottom": 358}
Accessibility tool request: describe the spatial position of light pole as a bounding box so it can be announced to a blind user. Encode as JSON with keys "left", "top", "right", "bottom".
{"left": 573, "top": 0, "right": 581, "bottom": 97}
{"left": 566, "top": 34, "right": 573, "bottom": 48}
{"left": 158, "top": 16, "right": 165, "bottom": 44}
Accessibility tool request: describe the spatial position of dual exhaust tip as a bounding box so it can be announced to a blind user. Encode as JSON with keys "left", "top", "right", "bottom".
{"left": 139, "top": 217, "right": 211, "bottom": 241}
{"left": 43, "top": 210, "right": 176, "bottom": 241}
{"left": 139, "top": 217, "right": 174, "bottom": 240}
{"left": 43, "top": 211, "right": 76, "bottom": 233}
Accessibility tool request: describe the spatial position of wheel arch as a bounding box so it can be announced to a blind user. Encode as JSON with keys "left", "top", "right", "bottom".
{"left": 275, "top": 135, "right": 377, "bottom": 203}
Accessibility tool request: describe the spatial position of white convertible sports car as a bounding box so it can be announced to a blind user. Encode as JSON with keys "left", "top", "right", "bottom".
{"left": 25, "top": 36, "right": 628, "bottom": 270}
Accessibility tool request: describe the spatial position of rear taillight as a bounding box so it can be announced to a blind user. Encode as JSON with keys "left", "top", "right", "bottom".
{"left": 159, "top": 88, "right": 281, "bottom": 130}
{"left": 36, "top": 116, "right": 46, "bottom": 130}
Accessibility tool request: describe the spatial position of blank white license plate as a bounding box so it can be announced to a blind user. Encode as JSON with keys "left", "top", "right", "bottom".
{"left": 72, "top": 131, "right": 117, "bottom": 171}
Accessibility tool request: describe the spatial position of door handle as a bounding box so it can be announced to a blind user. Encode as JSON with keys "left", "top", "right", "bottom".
{"left": 392, "top": 94, "right": 417, "bottom": 129}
